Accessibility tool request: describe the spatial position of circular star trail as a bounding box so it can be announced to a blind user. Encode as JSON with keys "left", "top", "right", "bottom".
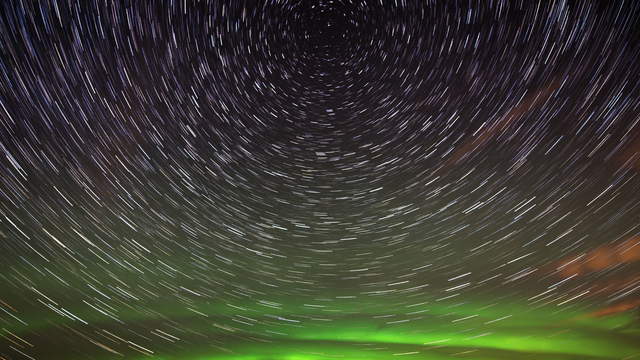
{"left": 1, "top": 1, "right": 640, "bottom": 359}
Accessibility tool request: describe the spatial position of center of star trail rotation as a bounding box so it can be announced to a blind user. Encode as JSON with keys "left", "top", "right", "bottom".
{"left": 1, "top": 1, "right": 640, "bottom": 359}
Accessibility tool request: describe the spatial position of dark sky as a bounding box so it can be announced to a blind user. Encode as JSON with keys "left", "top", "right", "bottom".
{"left": 1, "top": 0, "right": 640, "bottom": 354}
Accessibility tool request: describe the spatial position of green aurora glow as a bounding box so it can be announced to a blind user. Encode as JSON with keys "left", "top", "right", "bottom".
{"left": 5, "top": 292, "right": 639, "bottom": 360}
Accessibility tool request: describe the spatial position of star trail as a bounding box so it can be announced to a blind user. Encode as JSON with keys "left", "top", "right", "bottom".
{"left": 1, "top": 1, "right": 640, "bottom": 359}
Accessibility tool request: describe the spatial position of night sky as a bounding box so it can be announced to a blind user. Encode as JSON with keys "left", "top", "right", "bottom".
{"left": 1, "top": 1, "right": 640, "bottom": 359}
